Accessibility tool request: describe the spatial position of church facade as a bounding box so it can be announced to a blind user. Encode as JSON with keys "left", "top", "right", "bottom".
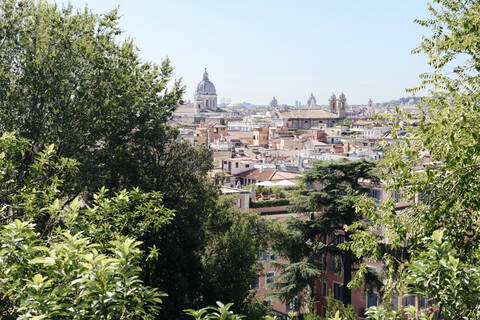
{"left": 278, "top": 93, "right": 347, "bottom": 129}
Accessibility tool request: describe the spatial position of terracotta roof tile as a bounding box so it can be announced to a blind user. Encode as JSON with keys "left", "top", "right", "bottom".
{"left": 235, "top": 168, "right": 276, "bottom": 181}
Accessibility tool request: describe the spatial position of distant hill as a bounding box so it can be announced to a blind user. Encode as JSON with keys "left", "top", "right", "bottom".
{"left": 379, "top": 96, "right": 423, "bottom": 107}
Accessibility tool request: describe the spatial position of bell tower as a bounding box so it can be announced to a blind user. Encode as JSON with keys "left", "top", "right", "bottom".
{"left": 338, "top": 93, "right": 346, "bottom": 118}
{"left": 329, "top": 93, "right": 337, "bottom": 114}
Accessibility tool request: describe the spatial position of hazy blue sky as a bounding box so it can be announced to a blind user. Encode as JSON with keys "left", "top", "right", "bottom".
{"left": 53, "top": 1, "right": 432, "bottom": 105}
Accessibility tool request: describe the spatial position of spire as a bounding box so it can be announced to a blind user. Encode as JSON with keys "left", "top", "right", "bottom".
{"left": 203, "top": 67, "right": 209, "bottom": 80}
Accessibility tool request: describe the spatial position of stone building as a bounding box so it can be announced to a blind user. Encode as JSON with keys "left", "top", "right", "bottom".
{"left": 329, "top": 93, "right": 346, "bottom": 118}
{"left": 253, "top": 126, "right": 270, "bottom": 147}
{"left": 194, "top": 68, "right": 218, "bottom": 112}
{"left": 278, "top": 94, "right": 347, "bottom": 129}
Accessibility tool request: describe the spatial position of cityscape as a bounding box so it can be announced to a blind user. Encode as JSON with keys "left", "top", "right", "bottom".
{"left": 172, "top": 68, "right": 421, "bottom": 318}
{"left": 0, "top": 1, "right": 477, "bottom": 320}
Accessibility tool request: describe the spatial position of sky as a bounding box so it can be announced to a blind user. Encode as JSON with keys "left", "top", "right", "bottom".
{"left": 52, "top": 1, "right": 432, "bottom": 105}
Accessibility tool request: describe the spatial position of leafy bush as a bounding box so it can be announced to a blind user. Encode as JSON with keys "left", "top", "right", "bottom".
{"left": 250, "top": 199, "right": 290, "bottom": 208}
{"left": 184, "top": 301, "right": 244, "bottom": 320}
{"left": 0, "top": 220, "right": 164, "bottom": 319}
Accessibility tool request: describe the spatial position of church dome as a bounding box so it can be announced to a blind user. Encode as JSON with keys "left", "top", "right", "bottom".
{"left": 196, "top": 69, "right": 216, "bottom": 95}
{"left": 270, "top": 96, "right": 278, "bottom": 108}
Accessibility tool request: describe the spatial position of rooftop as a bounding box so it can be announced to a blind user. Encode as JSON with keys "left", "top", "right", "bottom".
{"left": 278, "top": 109, "right": 340, "bottom": 119}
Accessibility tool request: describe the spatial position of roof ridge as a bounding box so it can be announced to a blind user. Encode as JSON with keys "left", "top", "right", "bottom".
{"left": 268, "top": 169, "right": 277, "bottom": 180}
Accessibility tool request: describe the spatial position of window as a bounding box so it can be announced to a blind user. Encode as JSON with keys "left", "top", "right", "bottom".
{"left": 332, "top": 257, "right": 342, "bottom": 274}
{"left": 238, "top": 198, "right": 242, "bottom": 208}
{"left": 266, "top": 272, "right": 275, "bottom": 285}
{"left": 235, "top": 162, "right": 239, "bottom": 168}
{"left": 322, "top": 255, "right": 327, "bottom": 271}
{"left": 391, "top": 294, "right": 398, "bottom": 311}
{"left": 250, "top": 277, "right": 259, "bottom": 289}
{"left": 245, "top": 164, "right": 250, "bottom": 168}
{"left": 419, "top": 295, "right": 427, "bottom": 309}
{"left": 264, "top": 300, "right": 272, "bottom": 307}
{"left": 321, "top": 234, "right": 327, "bottom": 244}
{"left": 322, "top": 282, "right": 327, "bottom": 296}
{"left": 369, "top": 189, "right": 381, "bottom": 201}
{"left": 333, "top": 234, "right": 345, "bottom": 245}
{"left": 333, "top": 283, "right": 343, "bottom": 302}
{"left": 262, "top": 252, "right": 277, "bottom": 261}
{"left": 206, "top": 100, "right": 209, "bottom": 107}
{"left": 402, "top": 295, "right": 415, "bottom": 307}
{"left": 392, "top": 190, "right": 401, "bottom": 203}
{"left": 367, "top": 292, "right": 378, "bottom": 308}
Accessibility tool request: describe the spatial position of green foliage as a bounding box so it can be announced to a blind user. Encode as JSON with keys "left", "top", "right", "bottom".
{"left": 365, "top": 306, "right": 404, "bottom": 320}
{"left": 269, "top": 216, "right": 325, "bottom": 305}
{"left": 0, "top": 1, "right": 219, "bottom": 317}
{"left": 241, "top": 299, "right": 273, "bottom": 320}
{"left": 271, "top": 186, "right": 285, "bottom": 199}
{"left": 250, "top": 199, "right": 290, "bottom": 208}
{"left": 255, "top": 185, "right": 272, "bottom": 196}
{"left": 0, "top": 133, "right": 172, "bottom": 319}
{"left": 75, "top": 187, "right": 174, "bottom": 246}
{"left": 404, "top": 229, "right": 480, "bottom": 318}
{"left": 348, "top": 1, "right": 480, "bottom": 319}
{"left": 304, "top": 311, "right": 322, "bottom": 320}
{"left": 324, "top": 295, "right": 356, "bottom": 320}
{"left": 0, "top": 219, "right": 164, "bottom": 319}
{"left": 0, "top": 0, "right": 184, "bottom": 195}
{"left": 335, "top": 120, "right": 352, "bottom": 127}
{"left": 184, "top": 301, "right": 244, "bottom": 320}
{"left": 0, "top": 132, "right": 79, "bottom": 232}
{"left": 273, "top": 159, "right": 378, "bottom": 308}
{"left": 0, "top": 130, "right": 175, "bottom": 253}
{"left": 202, "top": 197, "right": 272, "bottom": 318}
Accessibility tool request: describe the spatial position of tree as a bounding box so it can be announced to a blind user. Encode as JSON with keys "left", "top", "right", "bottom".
{"left": 0, "top": 1, "right": 218, "bottom": 318}
{"left": 0, "top": 220, "right": 165, "bottom": 320}
{"left": 348, "top": 1, "right": 480, "bottom": 318}
{"left": 0, "top": 0, "right": 183, "bottom": 195}
{"left": 202, "top": 197, "right": 272, "bottom": 319}
{"left": 0, "top": 133, "right": 170, "bottom": 319}
{"left": 272, "top": 159, "right": 378, "bottom": 307}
